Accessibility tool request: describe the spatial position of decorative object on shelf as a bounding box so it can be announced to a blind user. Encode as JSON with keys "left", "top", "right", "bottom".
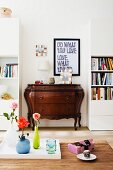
{"left": 1, "top": 92, "right": 13, "bottom": 100}
{"left": 16, "top": 117, "right": 30, "bottom": 154}
{"left": 46, "top": 139, "right": 56, "bottom": 154}
{"left": 48, "top": 77, "right": 55, "bottom": 84}
{"left": 0, "top": 7, "right": 12, "bottom": 17}
{"left": 36, "top": 45, "right": 47, "bottom": 57}
{"left": 33, "top": 113, "right": 40, "bottom": 149}
{"left": 3, "top": 102, "right": 18, "bottom": 147}
{"left": 54, "top": 38, "right": 80, "bottom": 76}
{"left": 60, "top": 67, "right": 73, "bottom": 84}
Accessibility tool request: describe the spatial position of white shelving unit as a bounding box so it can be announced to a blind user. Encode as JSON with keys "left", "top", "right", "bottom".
{"left": 88, "top": 19, "right": 113, "bottom": 130}
{"left": 0, "top": 18, "right": 19, "bottom": 130}
{"left": 89, "top": 56, "right": 113, "bottom": 130}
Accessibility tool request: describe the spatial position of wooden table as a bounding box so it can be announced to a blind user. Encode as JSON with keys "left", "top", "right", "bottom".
{"left": 0, "top": 142, "right": 113, "bottom": 170}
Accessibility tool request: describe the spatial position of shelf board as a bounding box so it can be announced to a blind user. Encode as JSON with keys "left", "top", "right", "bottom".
{"left": 91, "top": 56, "right": 113, "bottom": 58}
{"left": 91, "top": 85, "right": 113, "bottom": 87}
{"left": 0, "top": 55, "right": 18, "bottom": 58}
{"left": 0, "top": 77, "right": 18, "bottom": 80}
{"left": 91, "top": 99, "right": 113, "bottom": 101}
{"left": 91, "top": 70, "right": 113, "bottom": 72}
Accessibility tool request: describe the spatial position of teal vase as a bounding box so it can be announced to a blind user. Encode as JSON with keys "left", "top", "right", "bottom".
{"left": 33, "top": 126, "right": 40, "bottom": 149}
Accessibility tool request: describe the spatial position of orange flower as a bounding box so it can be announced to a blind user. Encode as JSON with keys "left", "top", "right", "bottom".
{"left": 33, "top": 113, "right": 40, "bottom": 121}
{"left": 17, "top": 117, "right": 30, "bottom": 129}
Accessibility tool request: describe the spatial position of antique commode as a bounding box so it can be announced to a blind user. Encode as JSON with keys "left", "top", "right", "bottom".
{"left": 24, "top": 84, "right": 84, "bottom": 130}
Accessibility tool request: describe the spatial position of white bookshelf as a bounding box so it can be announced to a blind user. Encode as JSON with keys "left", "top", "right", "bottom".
{"left": 88, "top": 19, "right": 113, "bottom": 130}
{"left": 89, "top": 56, "right": 113, "bottom": 130}
{"left": 91, "top": 56, "right": 113, "bottom": 100}
{"left": 0, "top": 18, "right": 19, "bottom": 130}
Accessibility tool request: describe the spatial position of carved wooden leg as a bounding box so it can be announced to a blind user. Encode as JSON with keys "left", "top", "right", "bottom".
{"left": 28, "top": 113, "right": 31, "bottom": 128}
{"left": 28, "top": 113, "right": 35, "bottom": 130}
{"left": 74, "top": 118, "right": 77, "bottom": 130}
{"left": 78, "top": 114, "right": 81, "bottom": 127}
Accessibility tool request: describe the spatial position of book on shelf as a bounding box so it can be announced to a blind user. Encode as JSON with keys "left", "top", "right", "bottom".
{"left": 100, "top": 88, "right": 104, "bottom": 100}
{"left": 97, "top": 73, "right": 101, "bottom": 85}
{"left": 91, "top": 58, "right": 98, "bottom": 70}
{"left": 108, "top": 58, "right": 113, "bottom": 70}
{"left": 92, "top": 88, "right": 96, "bottom": 100}
{"left": 103, "top": 73, "right": 107, "bottom": 85}
{"left": 97, "top": 88, "right": 100, "bottom": 100}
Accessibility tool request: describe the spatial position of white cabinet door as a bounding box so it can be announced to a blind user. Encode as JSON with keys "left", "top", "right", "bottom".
{"left": 0, "top": 18, "right": 19, "bottom": 56}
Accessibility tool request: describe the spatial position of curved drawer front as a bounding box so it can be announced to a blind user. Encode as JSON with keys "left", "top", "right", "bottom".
{"left": 34, "top": 104, "right": 78, "bottom": 118}
{"left": 34, "top": 92, "right": 76, "bottom": 104}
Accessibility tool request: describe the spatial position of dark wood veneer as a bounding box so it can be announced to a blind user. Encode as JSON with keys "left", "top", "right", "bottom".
{"left": 24, "top": 84, "right": 84, "bottom": 130}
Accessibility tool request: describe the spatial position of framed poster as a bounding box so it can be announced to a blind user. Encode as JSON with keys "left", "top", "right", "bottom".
{"left": 54, "top": 38, "right": 80, "bottom": 76}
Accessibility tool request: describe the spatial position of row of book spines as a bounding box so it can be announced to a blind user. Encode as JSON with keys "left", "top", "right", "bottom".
{"left": 91, "top": 57, "right": 113, "bottom": 70}
{"left": 92, "top": 73, "right": 113, "bottom": 85}
{"left": 92, "top": 87, "right": 113, "bottom": 100}
{"left": 0, "top": 64, "right": 18, "bottom": 78}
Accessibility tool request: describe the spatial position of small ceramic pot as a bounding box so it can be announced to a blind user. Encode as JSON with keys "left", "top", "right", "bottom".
{"left": 16, "top": 136, "right": 30, "bottom": 154}
{"left": 83, "top": 150, "right": 90, "bottom": 158}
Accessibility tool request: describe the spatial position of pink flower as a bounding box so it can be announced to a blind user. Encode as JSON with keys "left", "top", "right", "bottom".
{"left": 10, "top": 102, "right": 18, "bottom": 110}
{"left": 33, "top": 113, "right": 40, "bottom": 121}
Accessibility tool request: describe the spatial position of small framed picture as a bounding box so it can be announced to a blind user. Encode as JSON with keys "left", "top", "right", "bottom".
{"left": 36, "top": 45, "right": 47, "bottom": 57}
{"left": 54, "top": 38, "right": 80, "bottom": 76}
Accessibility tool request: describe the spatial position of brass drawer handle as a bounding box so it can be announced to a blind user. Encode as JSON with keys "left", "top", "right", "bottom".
{"left": 39, "top": 96, "right": 43, "bottom": 100}
{"left": 66, "top": 97, "right": 70, "bottom": 100}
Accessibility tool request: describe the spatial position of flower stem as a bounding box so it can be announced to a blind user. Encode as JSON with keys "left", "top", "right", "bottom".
{"left": 11, "top": 117, "right": 13, "bottom": 124}
{"left": 22, "top": 129, "right": 24, "bottom": 136}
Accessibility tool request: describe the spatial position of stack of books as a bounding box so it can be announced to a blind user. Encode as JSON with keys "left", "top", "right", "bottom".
{"left": 0, "top": 63, "right": 18, "bottom": 78}
{"left": 92, "top": 87, "right": 113, "bottom": 100}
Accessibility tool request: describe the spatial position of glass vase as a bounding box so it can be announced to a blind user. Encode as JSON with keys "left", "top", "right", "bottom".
{"left": 4, "top": 122, "right": 18, "bottom": 147}
{"left": 33, "top": 126, "right": 40, "bottom": 149}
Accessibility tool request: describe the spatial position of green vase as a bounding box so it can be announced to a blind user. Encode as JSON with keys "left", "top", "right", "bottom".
{"left": 33, "top": 126, "right": 40, "bottom": 149}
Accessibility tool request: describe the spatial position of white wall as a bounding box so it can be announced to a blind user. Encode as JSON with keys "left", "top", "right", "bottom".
{"left": 0, "top": 0, "right": 113, "bottom": 127}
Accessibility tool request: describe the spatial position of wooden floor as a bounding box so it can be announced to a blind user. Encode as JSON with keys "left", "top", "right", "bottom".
{"left": 38, "top": 127, "right": 113, "bottom": 148}
{"left": 1, "top": 127, "right": 113, "bottom": 147}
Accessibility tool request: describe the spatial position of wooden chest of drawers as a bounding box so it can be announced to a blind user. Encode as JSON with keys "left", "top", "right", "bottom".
{"left": 24, "top": 84, "right": 84, "bottom": 130}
